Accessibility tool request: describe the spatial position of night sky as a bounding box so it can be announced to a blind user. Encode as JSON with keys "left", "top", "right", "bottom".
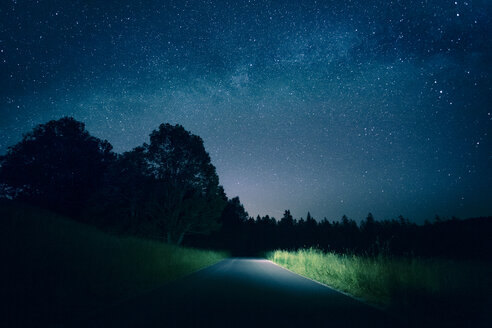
{"left": 1, "top": 0, "right": 491, "bottom": 223}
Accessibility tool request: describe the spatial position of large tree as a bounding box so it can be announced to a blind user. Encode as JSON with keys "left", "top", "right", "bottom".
{"left": 130, "top": 123, "right": 226, "bottom": 244}
{"left": 85, "top": 146, "right": 152, "bottom": 233}
{"left": 0, "top": 117, "right": 114, "bottom": 216}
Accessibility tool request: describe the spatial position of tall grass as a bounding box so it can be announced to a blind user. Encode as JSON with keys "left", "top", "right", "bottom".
{"left": 267, "top": 248, "right": 492, "bottom": 326}
{"left": 0, "top": 201, "right": 228, "bottom": 325}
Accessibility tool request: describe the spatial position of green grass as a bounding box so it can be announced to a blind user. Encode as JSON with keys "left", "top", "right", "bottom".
{"left": 0, "top": 201, "right": 228, "bottom": 324}
{"left": 267, "top": 248, "right": 492, "bottom": 326}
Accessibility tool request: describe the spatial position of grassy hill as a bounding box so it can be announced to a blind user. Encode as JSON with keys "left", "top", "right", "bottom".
{"left": 0, "top": 201, "right": 228, "bottom": 326}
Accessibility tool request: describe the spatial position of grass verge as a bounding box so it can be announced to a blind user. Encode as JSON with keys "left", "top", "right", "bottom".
{"left": 267, "top": 248, "right": 492, "bottom": 327}
{"left": 0, "top": 201, "right": 228, "bottom": 325}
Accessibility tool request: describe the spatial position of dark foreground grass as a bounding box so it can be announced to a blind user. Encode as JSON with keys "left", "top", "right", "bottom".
{"left": 268, "top": 248, "right": 492, "bottom": 327}
{"left": 0, "top": 201, "right": 228, "bottom": 325}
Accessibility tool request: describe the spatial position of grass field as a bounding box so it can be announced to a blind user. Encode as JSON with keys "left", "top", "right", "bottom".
{"left": 0, "top": 201, "right": 228, "bottom": 325}
{"left": 267, "top": 248, "right": 492, "bottom": 327}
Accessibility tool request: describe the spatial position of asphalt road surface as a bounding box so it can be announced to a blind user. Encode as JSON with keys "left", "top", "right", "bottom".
{"left": 83, "top": 258, "right": 400, "bottom": 327}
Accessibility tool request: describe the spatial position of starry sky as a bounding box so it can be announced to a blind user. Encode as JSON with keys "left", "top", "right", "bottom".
{"left": 1, "top": 0, "right": 491, "bottom": 223}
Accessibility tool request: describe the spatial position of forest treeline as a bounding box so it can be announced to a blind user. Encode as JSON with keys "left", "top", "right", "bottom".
{"left": 1, "top": 117, "right": 491, "bottom": 258}
{"left": 195, "top": 199, "right": 492, "bottom": 258}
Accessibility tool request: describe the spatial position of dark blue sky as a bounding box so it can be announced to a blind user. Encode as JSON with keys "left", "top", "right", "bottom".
{"left": 1, "top": 0, "right": 491, "bottom": 223}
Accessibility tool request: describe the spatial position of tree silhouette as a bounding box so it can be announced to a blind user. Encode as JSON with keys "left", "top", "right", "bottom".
{"left": 0, "top": 117, "right": 114, "bottom": 216}
{"left": 279, "top": 210, "right": 294, "bottom": 227}
{"left": 86, "top": 146, "right": 152, "bottom": 233}
{"left": 132, "top": 123, "right": 226, "bottom": 244}
{"left": 211, "top": 197, "right": 250, "bottom": 254}
{"left": 220, "top": 196, "right": 249, "bottom": 228}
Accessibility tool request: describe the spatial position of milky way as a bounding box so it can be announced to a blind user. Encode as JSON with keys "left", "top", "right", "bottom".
{"left": 1, "top": 0, "right": 491, "bottom": 222}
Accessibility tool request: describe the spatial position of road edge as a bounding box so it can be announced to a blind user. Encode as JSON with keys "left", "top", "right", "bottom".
{"left": 265, "top": 259, "right": 393, "bottom": 315}
{"left": 74, "top": 257, "right": 229, "bottom": 325}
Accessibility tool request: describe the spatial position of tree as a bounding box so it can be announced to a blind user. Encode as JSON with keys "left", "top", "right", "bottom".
{"left": 0, "top": 117, "right": 114, "bottom": 216}
{"left": 86, "top": 147, "right": 152, "bottom": 233}
{"left": 279, "top": 210, "right": 294, "bottom": 227}
{"left": 134, "top": 123, "right": 226, "bottom": 244}
{"left": 220, "top": 196, "right": 249, "bottom": 228}
{"left": 360, "top": 212, "right": 376, "bottom": 232}
{"left": 305, "top": 212, "right": 317, "bottom": 229}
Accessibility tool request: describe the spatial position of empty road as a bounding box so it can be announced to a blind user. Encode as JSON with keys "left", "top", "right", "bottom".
{"left": 83, "top": 258, "right": 399, "bottom": 327}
